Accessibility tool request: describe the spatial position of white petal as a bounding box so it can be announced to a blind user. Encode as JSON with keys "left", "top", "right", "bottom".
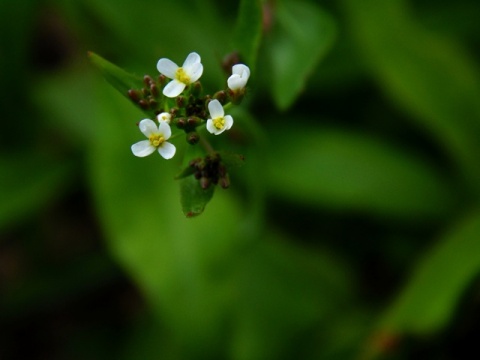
{"left": 206, "top": 119, "right": 217, "bottom": 134}
{"left": 232, "top": 64, "right": 250, "bottom": 78}
{"left": 163, "top": 79, "right": 186, "bottom": 98}
{"left": 183, "top": 52, "right": 201, "bottom": 68}
{"left": 131, "top": 140, "right": 156, "bottom": 157}
{"left": 158, "top": 142, "right": 176, "bottom": 159}
{"left": 227, "top": 74, "right": 246, "bottom": 90}
{"left": 139, "top": 119, "right": 158, "bottom": 137}
{"left": 208, "top": 99, "right": 224, "bottom": 118}
{"left": 156, "top": 58, "right": 178, "bottom": 78}
{"left": 224, "top": 115, "right": 234, "bottom": 130}
{"left": 158, "top": 121, "right": 172, "bottom": 139}
{"left": 188, "top": 62, "right": 203, "bottom": 82}
{"left": 157, "top": 112, "right": 171, "bottom": 124}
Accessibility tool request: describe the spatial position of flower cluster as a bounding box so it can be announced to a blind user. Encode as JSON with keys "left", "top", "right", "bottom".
{"left": 128, "top": 52, "right": 250, "bottom": 191}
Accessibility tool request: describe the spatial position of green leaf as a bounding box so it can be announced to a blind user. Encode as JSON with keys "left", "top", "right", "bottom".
{"left": 367, "top": 210, "right": 480, "bottom": 353}
{"left": 0, "top": 154, "right": 74, "bottom": 231}
{"left": 269, "top": 0, "right": 336, "bottom": 110}
{"left": 179, "top": 176, "right": 215, "bottom": 217}
{"left": 342, "top": 0, "right": 480, "bottom": 195}
{"left": 232, "top": 0, "right": 263, "bottom": 68}
{"left": 267, "top": 125, "right": 456, "bottom": 220}
{"left": 87, "top": 52, "right": 151, "bottom": 114}
{"left": 87, "top": 84, "right": 247, "bottom": 356}
{"left": 219, "top": 151, "right": 246, "bottom": 169}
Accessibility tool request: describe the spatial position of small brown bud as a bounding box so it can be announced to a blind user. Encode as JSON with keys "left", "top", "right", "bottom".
{"left": 138, "top": 99, "right": 149, "bottom": 109}
{"left": 127, "top": 89, "right": 140, "bottom": 102}
{"left": 143, "top": 75, "right": 154, "bottom": 87}
{"left": 186, "top": 132, "right": 199, "bottom": 145}
{"left": 150, "top": 83, "right": 159, "bottom": 97}
{"left": 200, "top": 177, "right": 211, "bottom": 190}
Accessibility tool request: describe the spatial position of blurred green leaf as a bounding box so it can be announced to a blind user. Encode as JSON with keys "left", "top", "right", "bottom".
{"left": 88, "top": 52, "right": 151, "bottom": 114}
{"left": 0, "top": 154, "right": 74, "bottom": 231}
{"left": 87, "top": 83, "right": 245, "bottom": 357}
{"left": 343, "top": 0, "right": 480, "bottom": 195}
{"left": 267, "top": 125, "right": 456, "bottom": 219}
{"left": 232, "top": 0, "right": 263, "bottom": 68}
{"left": 365, "top": 211, "right": 480, "bottom": 357}
{"left": 179, "top": 176, "right": 215, "bottom": 217}
{"left": 269, "top": 0, "right": 336, "bottom": 110}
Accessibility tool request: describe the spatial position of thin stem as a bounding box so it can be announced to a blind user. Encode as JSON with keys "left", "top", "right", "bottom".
{"left": 199, "top": 134, "right": 215, "bottom": 155}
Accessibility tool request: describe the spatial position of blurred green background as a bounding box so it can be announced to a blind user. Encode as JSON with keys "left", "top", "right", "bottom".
{"left": 1, "top": 0, "right": 480, "bottom": 359}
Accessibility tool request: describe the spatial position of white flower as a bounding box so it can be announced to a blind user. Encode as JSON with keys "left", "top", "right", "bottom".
{"left": 131, "top": 119, "right": 176, "bottom": 159}
{"left": 206, "top": 100, "right": 233, "bottom": 135}
{"left": 157, "top": 112, "right": 171, "bottom": 124}
{"left": 227, "top": 64, "right": 250, "bottom": 91}
{"left": 157, "top": 52, "right": 203, "bottom": 98}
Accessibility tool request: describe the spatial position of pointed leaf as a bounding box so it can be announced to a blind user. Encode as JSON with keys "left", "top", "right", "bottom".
{"left": 180, "top": 176, "right": 215, "bottom": 217}
{"left": 367, "top": 211, "right": 480, "bottom": 355}
{"left": 269, "top": 0, "right": 336, "bottom": 109}
{"left": 232, "top": 0, "right": 263, "bottom": 68}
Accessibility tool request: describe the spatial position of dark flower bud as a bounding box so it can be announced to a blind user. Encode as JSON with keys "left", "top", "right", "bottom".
{"left": 213, "top": 91, "right": 226, "bottom": 104}
{"left": 219, "top": 174, "right": 230, "bottom": 189}
{"left": 200, "top": 177, "right": 211, "bottom": 190}
{"left": 176, "top": 96, "right": 185, "bottom": 108}
{"left": 143, "top": 75, "right": 154, "bottom": 87}
{"left": 138, "top": 99, "right": 149, "bottom": 109}
{"left": 150, "top": 83, "right": 159, "bottom": 97}
{"left": 158, "top": 74, "right": 167, "bottom": 86}
{"left": 191, "top": 81, "right": 202, "bottom": 97}
{"left": 127, "top": 89, "right": 140, "bottom": 102}
{"left": 176, "top": 118, "right": 186, "bottom": 129}
{"left": 186, "top": 132, "right": 200, "bottom": 145}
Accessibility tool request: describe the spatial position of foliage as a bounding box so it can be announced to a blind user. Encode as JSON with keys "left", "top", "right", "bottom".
{"left": 2, "top": 0, "right": 480, "bottom": 359}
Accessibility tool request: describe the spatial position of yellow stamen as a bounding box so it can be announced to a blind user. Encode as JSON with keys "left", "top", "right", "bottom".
{"left": 213, "top": 117, "right": 225, "bottom": 130}
{"left": 149, "top": 134, "right": 165, "bottom": 147}
{"left": 175, "top": 67, "right": 191, "bottom": 84}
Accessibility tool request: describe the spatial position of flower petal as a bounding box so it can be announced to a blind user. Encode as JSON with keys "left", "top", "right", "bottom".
{"left": 158, "top": 142, "right": 176, "bottom": 159}
{"left": 131, "top": 140, "right": 156, "bottom": 157}
{"left": 188, "top": 62, "right": 203, "bottom": 82}
{"left": 157, "top": 121, "right": 172, "bottom": 139}
{"left": 232, "top": 64, "right": 250, "bottom": 78}
{"left": 206, "top": 119, "right": 217, "bottom": 134}
{"left": 227, "top": 74, "right": 245, "bottom": 90}
{"left": 156, "top": 58, "right": 178, "bottom": 78}
{"left": 224, "top": 115, "right": 234, "bottom": 130}
{"left": 208, "top": 99, "right": 224, "bottom": 118}
{"left": 157, "top": 112, "right": 171, "bottom": 124}
{"left": 163, "top": 79, "right": 186, "bottom": 98}
{"left": 139, "top": 119, "right": 158, "bottom": 137}
{"left": 183, "top": 52, "right": 201, "bottom": 68}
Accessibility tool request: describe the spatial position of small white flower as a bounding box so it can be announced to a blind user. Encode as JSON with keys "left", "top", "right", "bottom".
{"left": 157, "top": 112, "right": 171, "bottom": 124}
{"left": 157, "top": 52, "right": 203, "bottom": 98}
{"left": 227, "top": 64, "right": 250, "bottom": 91}
{"left": 206, "top": 100, "right": 233, "bottom": 135}
{"left": 131, "top": 119, "right": 176, "bottom": 159}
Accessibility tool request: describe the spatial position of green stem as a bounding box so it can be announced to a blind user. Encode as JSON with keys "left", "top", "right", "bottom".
{"left": 199, "top": 135, "right": 215, "bottom": 155}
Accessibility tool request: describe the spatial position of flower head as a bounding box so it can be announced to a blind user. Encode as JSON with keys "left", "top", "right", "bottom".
{"left": 131, "top": 119, "right": 176, "bottom": 159}
{"left": 206, "top": 100, "right": 233, "bottom": 135}
{"left": 227, "top": 64, "right": 250, "bottom": 91}
{"left": 157, "top": 52, "right": 203, "bottom": 98}
{"left": 157, "top": 112, "right": 171, "bottom": 124}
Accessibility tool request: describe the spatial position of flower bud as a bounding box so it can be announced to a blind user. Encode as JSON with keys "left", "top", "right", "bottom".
{"left": 127, "top": 89, "right": 141, "bottom": 102}
{"left": 191, "top": 81, "right": 202, "bottom": 97}
{"left": 176, "top": 96, "right": 185, "bottom": 108}
{"left": 213, "top": 91, "right": 226, "bottom": 104}
{"left": 138, "top": 99, "right": 149, "bottom": 109}
{"left": 175, "top": 118, "right": 186, "bottom": 129}
{"left": 200, "top": 177, "right": 211, "bottom": 190}
{"left": 186, "top": 132, "right": 200, "bottom": 145}
{"left": 150, "top": 83, "right": 159, "bottom": 97}
{"left": 143, "top": 75, "right": 154, "bottom": 87}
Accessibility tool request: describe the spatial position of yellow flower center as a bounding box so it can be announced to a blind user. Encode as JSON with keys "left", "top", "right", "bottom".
{"left": 149, "top": 134, "right": 165, "bottom": 147}
{"left": 175, "top": 68, "right": 191, "bottom": 84}
{"left": 213, "top": 117, "right": 225, "bottom": 130}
